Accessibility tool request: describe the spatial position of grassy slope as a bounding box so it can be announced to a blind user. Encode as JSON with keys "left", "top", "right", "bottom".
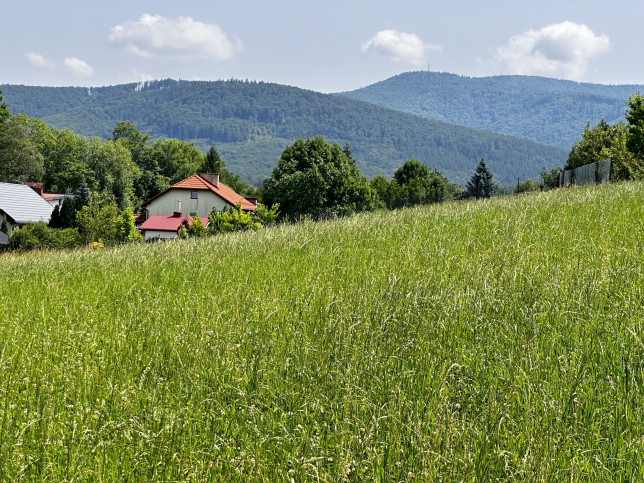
{"left": 1, "top": 182, "right": 643, "bottom": 480}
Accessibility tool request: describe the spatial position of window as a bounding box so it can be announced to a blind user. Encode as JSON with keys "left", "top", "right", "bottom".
{"left": 189, "top": 212, "right": 196, "bottom": 217}
{"left": 191, "top": 191, "right": 198, "bottom": 199}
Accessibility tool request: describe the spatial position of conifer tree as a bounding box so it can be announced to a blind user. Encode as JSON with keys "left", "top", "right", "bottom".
{"left": 49, "top": 205, "right": 62, "bottom": 228}
{"left": 466, "top": 157, "right": 494, "bottom": 199}
{"left": 202, "top": 146, "right": 225, "bottom": 174}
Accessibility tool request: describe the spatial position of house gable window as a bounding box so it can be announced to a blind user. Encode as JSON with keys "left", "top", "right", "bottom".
{"left": 191, "top": 191, "right": 198, "bottom": 199}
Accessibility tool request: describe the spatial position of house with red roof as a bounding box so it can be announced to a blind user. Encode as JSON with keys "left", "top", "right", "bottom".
{"left": 139, "top": 173, "right": 256, "bottom": 239}
{"left": 138, "top": 212, "right": 209, "bottom": 241}
{"left": 25, "top": 182, "right": 75, "bottom": 208}
{"left": 142, "top": 173, "right": 256, "bottom": 218}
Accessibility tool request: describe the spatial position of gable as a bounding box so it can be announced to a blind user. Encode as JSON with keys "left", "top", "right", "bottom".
{"left": 142, "top": 175, "right": 256, "bottom": 212}
{"left": 145, "top": 189, "right": 228, "bottom": 217}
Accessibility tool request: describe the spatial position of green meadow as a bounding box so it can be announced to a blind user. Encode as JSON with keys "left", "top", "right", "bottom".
{"left": 1, "top": 182, "right": 643, "bottom": 481}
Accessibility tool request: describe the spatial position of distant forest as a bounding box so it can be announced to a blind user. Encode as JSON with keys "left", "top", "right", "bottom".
{"left": 339, "top": 71, "right": 644, "bottom": 151}
{"left": 1, "top": 79, "right": 567, "bottom": 186}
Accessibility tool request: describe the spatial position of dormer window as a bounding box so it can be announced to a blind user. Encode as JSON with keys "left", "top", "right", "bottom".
{"left": 191, "top": 191, "right": 198, "bottom": 199}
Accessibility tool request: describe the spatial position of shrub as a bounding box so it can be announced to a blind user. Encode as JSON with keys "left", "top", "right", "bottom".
{"left": 8, "top": 222, "right": 81, "bottom": 251}
{"left": 209, "top": 204, "right": 261, "bottom": 234}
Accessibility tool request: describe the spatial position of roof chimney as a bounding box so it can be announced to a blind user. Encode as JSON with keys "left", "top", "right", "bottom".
{"left": 174, "top": 199, "right": 182, "bottom": 217}
{"left": 26, "top": 182, "right": 44, "bottom": 197}
{"left": 200, "top": 173, "right": 219, "bottom": 188}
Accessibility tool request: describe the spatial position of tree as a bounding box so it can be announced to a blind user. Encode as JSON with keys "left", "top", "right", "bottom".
{"left": 514, "top": 178, "right": 539, "bottom": 194}
{"left": 58, "top": 197, "right": 81, "bottom": 229}
{"left": 370, "top": 175, "right": 390, "bottom": 209}
{"left": 626, "top": 91, "right": 644, "bottom": 159}
{"left": 0, "top": 115, "right": 45, "bottom": 183}
{"left": 202, "top": 146, "right": 225, "bottom": 174}
{"left": 150, "top": 138, "right": 204, "bottom": 184}
{"left": 200, "top": 146, "right": 252, "bottom": 196}
{"left": 86, "top": 138, "right": 141, "bottom": 209}
{"left": 0, "top": 89, "right": 9, "bottom": 126}
{"left": 77, "top": 180, "right": 91, "bottom": 203}
{"left": 42, "top": 128, "right": 95, "bottom": 194}
{"left": 49, "top": 205, "right": 62, "bottom": 229}
{"left": 567, "top": 120, "right": 643, "bottom": 181}
{"left": 0, "top": 89, "right": 10, "bottom": 146}
{"left": 540, "top": 167, "right": 561, "bottom": 190}
{"left": 117, "top": 207, "right": 143, "bottom": 243}
{"left": 76, "top": 192, "right": 121, "bottom": 244}
{"left": 1, "top": 214, "right": 8, "bottom": 235}
{"left": 261, "top": 136, "right": 372, "bottom": 220}
{"left": 567, "top": 120, "right": 620, "bottom": 169}
{"left": 111, "top": 121, "right": 150, "bottom": 168}
{"left": 466, "top": 157, "right": 494, "bottom": 199}
{"left": 393, "top": 158, "right": 430, "bottom": 186}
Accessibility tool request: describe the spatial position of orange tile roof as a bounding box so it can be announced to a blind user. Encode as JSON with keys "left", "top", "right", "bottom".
{"left": 142, "top": 174, "right": 257, "bottom": 211}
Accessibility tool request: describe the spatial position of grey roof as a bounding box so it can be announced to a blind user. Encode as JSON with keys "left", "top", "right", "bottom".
{"left": 0, "top": 182, "right": 53, "bottom": 225}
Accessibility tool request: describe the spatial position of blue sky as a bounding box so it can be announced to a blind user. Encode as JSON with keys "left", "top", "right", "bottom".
{"left": 2, "top": 0, "right": 643, "bottom": 92}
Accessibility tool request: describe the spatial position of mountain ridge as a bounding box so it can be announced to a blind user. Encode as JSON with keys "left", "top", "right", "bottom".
{"left": 338, "top": 71, "right": 644, "bottom": 150}
{"left": 1, "top": 78, "right": 567, "bottom": 186}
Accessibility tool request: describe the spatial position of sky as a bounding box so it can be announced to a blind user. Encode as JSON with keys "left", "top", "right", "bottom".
{"left": 2, "top": 0, "right": 644, "bottom": 93}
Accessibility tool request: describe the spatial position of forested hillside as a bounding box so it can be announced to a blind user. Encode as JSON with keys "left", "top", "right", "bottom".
{"left": 1, "top": 80, "right": 566, "bottom": 186}
{"left": 339, "top": 72, "right": 644, "bottom": 150}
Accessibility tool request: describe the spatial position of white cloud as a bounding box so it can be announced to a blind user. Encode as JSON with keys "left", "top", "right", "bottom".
{"left": 64, "top": 57, "right": 94, "bottom": 77}
{"left": 109, "top": 14, "right": 241, "bottom": 60}
{"left": 493, "top": 21, "right": 610, "bottom": 79}
{"left": 25, "top": 52, "right": 55, "bottom": 69}
{"left": 362, "top": 30, "right": 442, "bottom": 66}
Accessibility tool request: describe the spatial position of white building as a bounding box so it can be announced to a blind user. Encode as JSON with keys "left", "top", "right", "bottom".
{"left": 0, "top": 182, "right": 54, "bottom": 240}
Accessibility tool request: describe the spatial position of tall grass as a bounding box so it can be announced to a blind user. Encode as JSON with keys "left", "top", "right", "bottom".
{"left": 0, "top": 182, "right": 643, "bottom": 480}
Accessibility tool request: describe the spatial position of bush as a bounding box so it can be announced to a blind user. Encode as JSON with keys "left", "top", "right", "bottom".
{"left": 189, "top": 214, "right": 209, "bottom": 238}
{"left": 514, "top": 179, "right": 539, "bottom": 194}
{"left": 209, "top": 204, "right": 261, "bottom": 234}
{"left": 8, "top": 222, "right": 81, "bottom": 251}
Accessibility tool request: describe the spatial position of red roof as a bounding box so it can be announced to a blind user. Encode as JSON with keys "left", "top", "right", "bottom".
{"left": 139, "top": 214, "right": 209, "bottom": 232}
{"left": 142, "top": 174, "right": 257, "bottom": 211}
{"left": 133, "top": 213, "right": 147, "bottom": 224}
{"left": 42, "top": 193, "right": 73, "bottom": 201}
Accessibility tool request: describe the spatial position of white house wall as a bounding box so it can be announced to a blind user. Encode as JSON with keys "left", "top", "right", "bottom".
{"left": 144, "top": 230, "right": 179, "bottom": 241}
{"left": 146, "top": 189, "right": 228, "bottom": 217}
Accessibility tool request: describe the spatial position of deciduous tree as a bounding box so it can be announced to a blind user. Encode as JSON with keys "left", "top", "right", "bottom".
{"left": 262, "top": 136, "right": 372, "bottom": 219}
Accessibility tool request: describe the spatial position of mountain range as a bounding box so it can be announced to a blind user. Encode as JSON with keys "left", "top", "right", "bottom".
{"left": 339, "top": 71, "right": 644, "bottom": 150}
{"left": 3, "top": 72, "right": 636, "bottom": 187}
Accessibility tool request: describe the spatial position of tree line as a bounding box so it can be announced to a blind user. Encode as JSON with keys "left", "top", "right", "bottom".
{"left": 5, "top": 84, "right": 642, "bottom": 254}
{"left": 0, "top": 89, "right": 256, "bottom": 213}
